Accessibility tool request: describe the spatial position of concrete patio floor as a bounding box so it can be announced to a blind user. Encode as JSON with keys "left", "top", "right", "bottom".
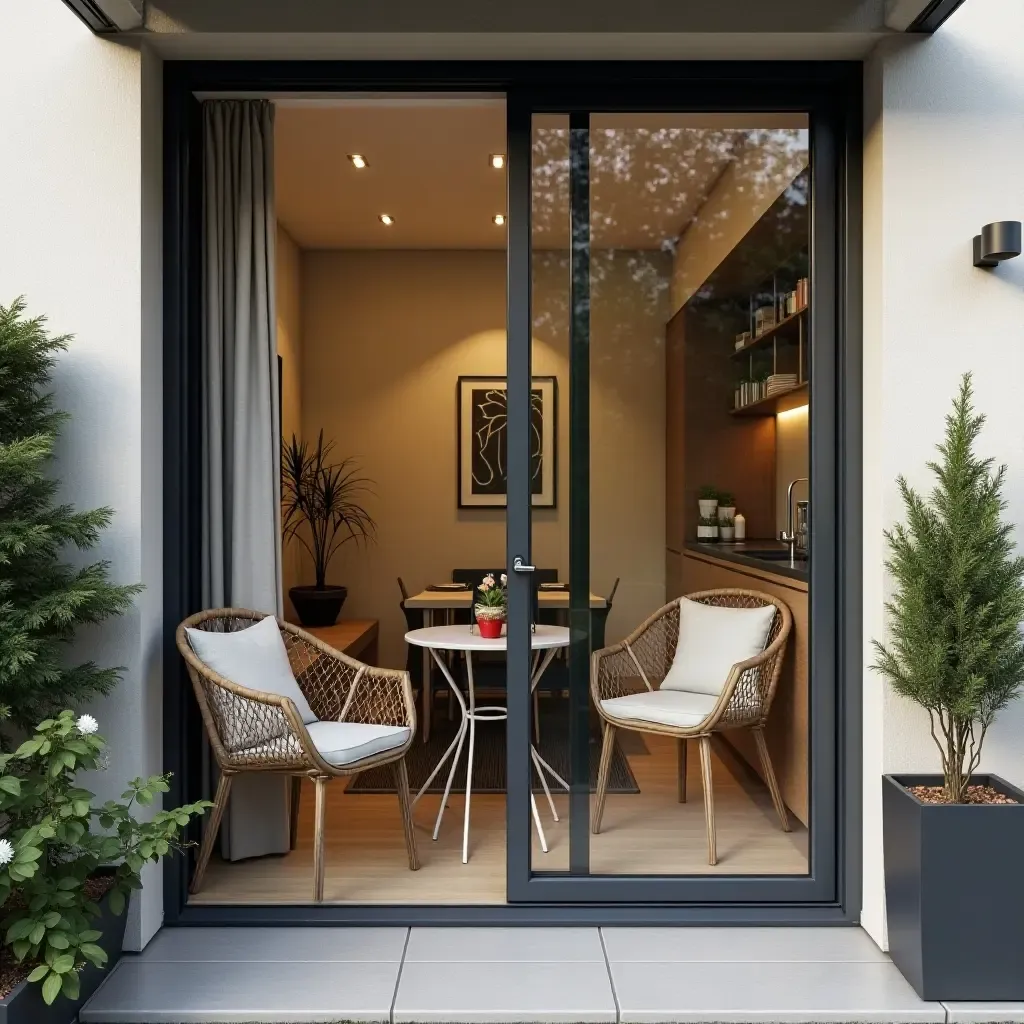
{"left": 80, "top": 926, "right": 1024, "bottom": 1023}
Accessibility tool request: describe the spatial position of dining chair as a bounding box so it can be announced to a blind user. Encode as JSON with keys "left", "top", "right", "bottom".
{"left": 590, "top": 589, "right": 793, "bottom": 865}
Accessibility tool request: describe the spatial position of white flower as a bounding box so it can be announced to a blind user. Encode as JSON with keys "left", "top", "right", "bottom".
{"left": 500, "top": 574, "right": 507, "bottom": 585}
{"left": 483, "top": 574, "right": 495, "bottom": 586}
{"left": 479, "top": 581, "right": 491, "bottom": 592}
{"left": 76, "top": 714, "right": 99, "bottom": 736}
{"left": 0, "top": 839, "right": 14, "bottom": 866}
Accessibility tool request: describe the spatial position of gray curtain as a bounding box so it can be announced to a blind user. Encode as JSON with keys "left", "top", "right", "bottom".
{"left": 202, "top": 99, "right": 289, "bottom": 861}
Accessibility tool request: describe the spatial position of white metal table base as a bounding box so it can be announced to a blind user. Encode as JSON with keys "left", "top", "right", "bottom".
{"left": 411, "top": 647, "right": 555, "bottom": 862}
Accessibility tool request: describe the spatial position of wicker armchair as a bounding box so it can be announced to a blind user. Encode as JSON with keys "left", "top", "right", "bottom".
{"left": 591, "top": 589, "right": 793, "bottom": 865}
{"left": 176, "top": 608, "right": 419, "bottom": 902}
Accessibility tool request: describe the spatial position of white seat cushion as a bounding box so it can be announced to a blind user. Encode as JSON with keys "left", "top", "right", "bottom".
{"left": 660, "top": 598, "right": 776, "bottom": 696}
{"left": 600, "top": 689, "right": 719, "bottom": 730}
{"left": 306, "top": 721, "right": 410, "bottom": 767}
{"left": 184, "top": 610, "right": 317, "bottom": 749}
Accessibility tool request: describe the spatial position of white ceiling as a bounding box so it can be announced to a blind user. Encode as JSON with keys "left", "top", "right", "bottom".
{"left": 275, "top": 102, "right": 805, "bottom": 251}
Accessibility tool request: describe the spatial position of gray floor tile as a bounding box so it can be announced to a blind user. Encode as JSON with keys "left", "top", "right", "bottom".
{"left": 602, "top": 926, "right": 890, "bottom": 963}
{"left": 610, "top": 960, "right": 945, "bottom": 1023}
{"left": 945, "top": 1004, "right": 1024, "bottom": 1022}
{"left": 140, "top": 925, "right": 408, "bottom": 962}
{"left": 80, "top": 958, "right": 400, "bottom": 1023}
{"left": 406, "top": 926, "right": 604, "bottom": 962}
{"left": 394, "top": 960, "right": 617, "bottom": 1023}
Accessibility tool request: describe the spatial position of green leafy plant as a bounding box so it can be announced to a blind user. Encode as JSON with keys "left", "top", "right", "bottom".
{"left": 698, "top": 515, "right": 719, "bottom": 528}
{"left": 0, "top": 710, "right": 210, "bottom": 1004}
{"left": 281, "top": 431, "right": 377, "bottom": 589}
{"left": 718, "top": 513, "right": 735, "bottom": 527}
{"left": 475, "top": 573, "right": 507, "bottom": 609}
{"left": 873, "top": 374, "right": 1024, "bottom": 802}
{"left": 697, "top": 485, "right": 718, "bottom": 501}
{"left": 717, "top": 491, "right": 735, "bottom": 508}
{"left": 0, "top": 299, "right": 142, "bottom": 736}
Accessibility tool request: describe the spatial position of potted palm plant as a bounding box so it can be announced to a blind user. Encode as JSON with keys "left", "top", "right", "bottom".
{"left": 873, "top": 374, "right": 1024, "bottom": 1000}
{"left": 281, "top": 431, "right": 377, "bottom": 627}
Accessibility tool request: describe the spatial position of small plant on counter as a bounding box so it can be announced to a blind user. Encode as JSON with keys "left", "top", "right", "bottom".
{"left": 718, "top": 512, "right": 736, "bottom": 542}
{"left": 0, "top": 710, "right": 210, "bottom": 1005}
{"left": 716, "top": 491, "right": 734, "bottom": 508}
{"left": 697, "top": 484, "right": 718, "bottom": 501}
{"left": 696, "top": 515, "right": 720, "bottom": 541}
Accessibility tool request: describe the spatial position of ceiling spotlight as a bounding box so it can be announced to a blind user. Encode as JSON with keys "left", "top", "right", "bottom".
{"left": 378, "top": 214, "right": 394, "bottom": 226}
{"left": 493, "top": 214, "right": 506, "bottom": 226}
{"left": 489, "top": 154, "right": 505, "bottom": 169}
{"left": 347, "top": 154, "right": 368, "bottom": 169}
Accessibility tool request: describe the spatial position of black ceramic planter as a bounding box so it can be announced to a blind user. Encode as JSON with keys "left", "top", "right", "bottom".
{"left": 883, "top": 773, "right": 1024, "bottom": 1001}
{"left": 289, "top": 585, "right": 347, "bottom": 627}
{"left": 0, "top": 877, "right": 128, "bottom": 1024}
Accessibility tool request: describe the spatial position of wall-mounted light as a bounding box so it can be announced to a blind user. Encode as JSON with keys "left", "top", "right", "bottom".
{"left": 973, "top": 221, "right": 1022, "bottom": 268}
{"left": 489, "top": 154, "right": 505, "bottom": 169}
{"left": 378, "top": 213, "right": 395, "bottom": 226}
{"left": 347, "top": 154, "right": 368, "bottom": 169}
{"left": 493, "top": 213, "right": 506, "bottom": 226}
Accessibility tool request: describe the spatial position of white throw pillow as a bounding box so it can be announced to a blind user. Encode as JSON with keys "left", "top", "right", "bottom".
{"left": 186, "top": 616, "right": 317, "bottom": 725}
{"left": 660, "top": 598, "right": 776, "bottom": 696}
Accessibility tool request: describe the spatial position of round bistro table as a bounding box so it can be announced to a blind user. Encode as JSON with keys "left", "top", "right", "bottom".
{"left": 404, "top": 624, "right": 571, "bottom": 863}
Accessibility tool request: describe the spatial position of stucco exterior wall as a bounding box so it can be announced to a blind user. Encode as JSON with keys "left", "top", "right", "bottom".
{"left": 0, "top": 2, "right": 162, "bottom": 949}
{"left": 861, "top": 0, "right": 1024, "bottom": 947}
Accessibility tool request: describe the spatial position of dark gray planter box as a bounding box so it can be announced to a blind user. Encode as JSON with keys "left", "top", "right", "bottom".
{"left": 883, "top": 772, "right": 1024, "bottom": 1001}
{"left": 0, "top": 877, "right": 127, "bottom": 1024}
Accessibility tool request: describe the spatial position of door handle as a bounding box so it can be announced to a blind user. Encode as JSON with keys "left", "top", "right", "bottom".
{"left": 512, "top": 557, "right": 535, "bottom": 573}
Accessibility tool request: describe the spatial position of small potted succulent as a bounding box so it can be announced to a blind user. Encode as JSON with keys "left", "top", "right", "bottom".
{"left": 474, "top": 573, "right": 507, "bottom": 639}
{"left": 696, "top": 515, "right": 719, "bottom": 541}
{"left": 716, "top": 491, "right": 736, "bottom": 526}
{"left": 697, "top": 485, "right": 719, "bottom": 520}
{"left": 0, "top": 710, "right": 210, "bottom": 1023}
{"left": 718, "top": 512, "right": 735, "bottom": 542}
{"left": 282, "top": 430, "right": 377, "bottom": 627}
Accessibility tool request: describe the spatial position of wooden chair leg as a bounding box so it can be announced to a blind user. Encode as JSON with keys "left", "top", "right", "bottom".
{"left": 592, "top": 723, "right": 616, "bottom": 835}
{"left": 677, "top": 738, "right": 688, "bottom": 803}
{"left": 698, "top": 735, "right": 717, "bottom": 866}
{"left": 312, "top": 775, "right": 328, "bottom": 903}
{"left": 753, "top": 727, "right": 791, "bottom": 833}
{"left": 393, "top": 758, "right": 420, "bottom": 871}
{"left": 190, "top": 772, "right": 232, "bottom": 895}
{"left": 289, "top": 776, "right": 302, "bottom": 851}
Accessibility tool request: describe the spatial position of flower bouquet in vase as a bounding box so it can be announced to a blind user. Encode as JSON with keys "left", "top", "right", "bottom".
{"left": 475, "top": 573, "right": 507, "bottom": 638}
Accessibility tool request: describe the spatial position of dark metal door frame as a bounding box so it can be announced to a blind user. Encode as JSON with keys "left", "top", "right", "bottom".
{"left": 163, "top": 60, "right": 862, "bottom": 926}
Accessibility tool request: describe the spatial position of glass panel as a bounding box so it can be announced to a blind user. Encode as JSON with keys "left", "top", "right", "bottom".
{"left": 528, "top": 114, "right": 572, "bottom": 872}
{"left": 586, "top": 114, "right": 810, "bottom": 876}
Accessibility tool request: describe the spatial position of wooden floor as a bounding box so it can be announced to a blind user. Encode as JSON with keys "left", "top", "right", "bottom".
{"left": 192, "top": 732, "right": 808, "bottom": 905}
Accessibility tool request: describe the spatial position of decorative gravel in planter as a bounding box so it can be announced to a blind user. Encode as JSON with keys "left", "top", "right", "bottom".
{"left": 0, "top": 874, "right": 126, "bottom": 1024}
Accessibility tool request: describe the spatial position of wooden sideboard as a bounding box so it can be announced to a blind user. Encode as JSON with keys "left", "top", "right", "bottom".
{"left": 304, "top": 620, "right": 379, "bottom": 665}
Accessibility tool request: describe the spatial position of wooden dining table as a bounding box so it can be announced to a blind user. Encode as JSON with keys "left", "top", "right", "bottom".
{"left": 403, "top": 588, "right": 607, "bottom": 742}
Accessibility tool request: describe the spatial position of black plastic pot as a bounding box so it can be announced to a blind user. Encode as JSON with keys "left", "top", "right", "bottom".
{"left": 883, "top": 773, "right": 1024, "bottom": 1000}
{"left": 289, "top": 585, "right": 347, "bottom": 627}
{"left": 0, "top": 873, "right": 128, "bottom": 1024}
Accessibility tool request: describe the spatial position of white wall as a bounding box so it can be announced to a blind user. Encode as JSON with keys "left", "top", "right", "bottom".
{"left": 0, "top": 3, "right": 160, "bottom": 949}
{"left": 862, "top": 0, "right": 1024, "bottom": 947}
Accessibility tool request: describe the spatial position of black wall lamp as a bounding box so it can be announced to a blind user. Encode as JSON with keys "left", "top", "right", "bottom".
{"left": 973, "top": 221, "right": 1022, "bottom": 268}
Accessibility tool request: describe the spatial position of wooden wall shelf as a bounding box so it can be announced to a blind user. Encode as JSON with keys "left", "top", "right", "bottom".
{"left": 731, "top": 306, "right": 807, "bottom": 359}
{"left": 731, "top": 381, "right": 808, "bottom": 417}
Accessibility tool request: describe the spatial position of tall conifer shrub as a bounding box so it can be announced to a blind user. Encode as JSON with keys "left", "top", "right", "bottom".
{"left": 0, "top": 299, "right": 140, "bottom": 734}
{"left": 873, "top": 374, "right": 1024, "bottom": 801}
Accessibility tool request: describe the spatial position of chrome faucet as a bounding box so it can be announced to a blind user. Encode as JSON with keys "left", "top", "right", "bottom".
{"left": 779, "top": 477, "right": 809, "bottom": 560}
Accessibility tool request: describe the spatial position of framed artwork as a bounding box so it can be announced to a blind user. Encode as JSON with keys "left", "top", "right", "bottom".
{"left": 457, "top": 375, "right": 557, "bottom": 508}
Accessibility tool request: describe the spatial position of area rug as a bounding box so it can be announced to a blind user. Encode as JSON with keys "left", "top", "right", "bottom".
{"left": 347, "top": 712, "right": 640, "bottom": 795}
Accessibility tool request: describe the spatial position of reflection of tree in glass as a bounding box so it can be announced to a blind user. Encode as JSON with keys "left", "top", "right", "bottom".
{"left": 530, "top": 125, "right": 809, "bottom": 353}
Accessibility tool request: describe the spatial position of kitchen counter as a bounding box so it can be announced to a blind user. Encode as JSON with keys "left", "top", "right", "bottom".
{"left": 685, "top": 539, "right": 808, "bottom": 583}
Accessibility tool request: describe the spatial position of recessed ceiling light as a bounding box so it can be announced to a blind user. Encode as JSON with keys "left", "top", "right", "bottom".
{"left": 489, "top": 154, "right": 505, "bottom": 169}
{"left": 348, "top": 154, "right": 368, "bottom": 169}
{"left": 378, "top": 214, "right": 394, "bottom": 226}
{"left": 493, "top": 214, "right": 506, "bottom": 226}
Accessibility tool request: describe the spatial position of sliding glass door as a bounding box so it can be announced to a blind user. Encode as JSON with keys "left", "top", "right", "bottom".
{"left": 505, "top": 95, "right": 841, "bottom": 906}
